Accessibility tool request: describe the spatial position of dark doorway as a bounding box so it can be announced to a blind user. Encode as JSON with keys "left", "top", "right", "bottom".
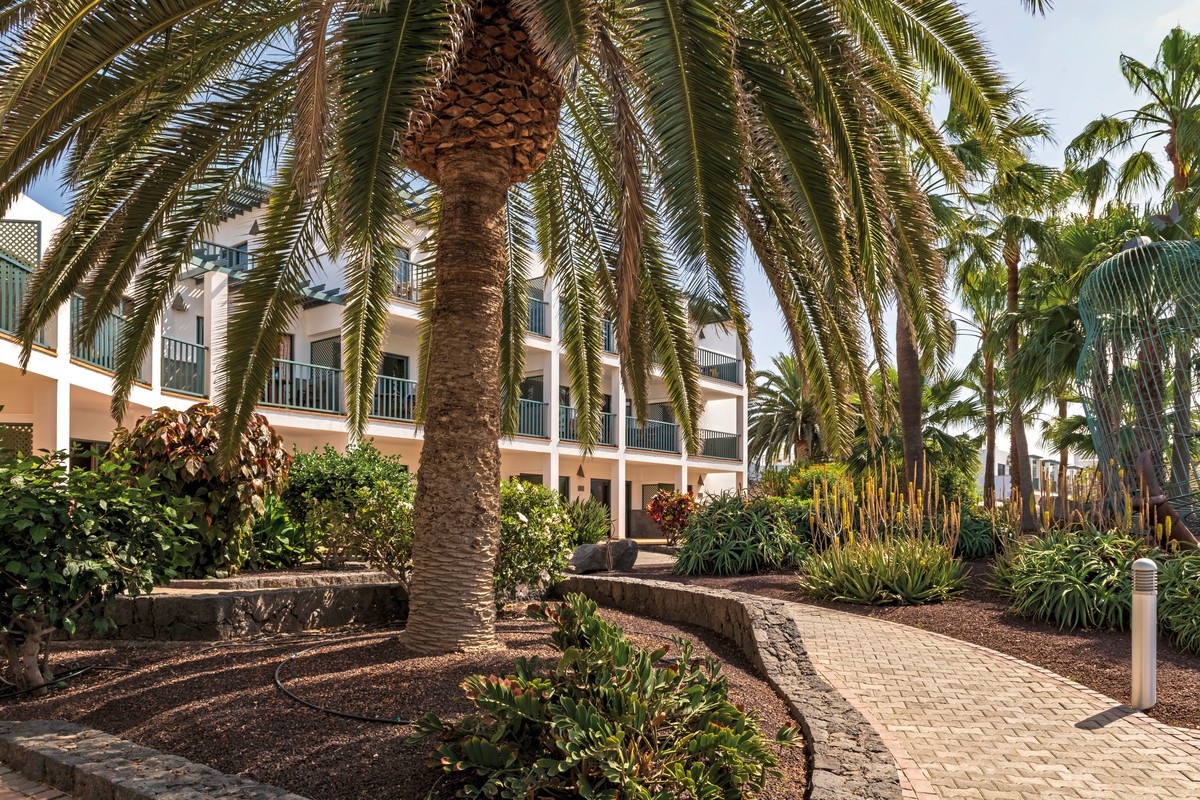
{"left": 590, "top": 478, "right": 611, "bottom": 509}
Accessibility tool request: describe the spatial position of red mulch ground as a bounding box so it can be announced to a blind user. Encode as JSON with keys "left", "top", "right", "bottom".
{"left": 0, "top": 609, "right": 806, "bottom": 800}
{"left": 636, "top": 560, "right": 1200, "bottom": 730}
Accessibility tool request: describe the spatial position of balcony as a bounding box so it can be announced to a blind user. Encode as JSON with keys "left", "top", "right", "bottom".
{"left": 626, "top": 418, "right": 680, "bottom": 454}
{"left": 696, "top": 347, "right": 741, "bottom": 384}
{"left": 559, "top": 407, "right": 616, "bottom": 446}
{"left": 0, "top": 255, "right": 49, "bottom": 347}
{"left": 516, "top": 398, "right": 548, "bottom": 438}
{"left": 69, "top": 297, "right": 147, "bottom": 381}
{"left": 196, "top": 241, "right": 251, "bottom": 271}
{"left": 162, "top": 337, "right": 207, "bottom": 396}
{"left": 262, "top": 359, "right": 344, "bottom": 414}
{"left": 371, "top": 375, "right": 417, "bottom": 422}
{"left": 698, "top": 428, "right": 740, "bottom": 461}
{"left": 528, "top": 297, "right": 549, "bottom": 337}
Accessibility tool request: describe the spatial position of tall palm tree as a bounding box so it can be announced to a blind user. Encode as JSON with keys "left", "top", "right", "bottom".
{"left": 1, "top": 0, "right": 1016, "bottom": 653}
{"left": 955, "top": 155, "right": 1071, "bottom": 530}
{"left": 748, "top": 353, "right": 823, "bottom": 467}
{"left": 1067, "top": 27, "right": 1200, "bottom": 210}
{"left": 956, "top": 267, "right": 1007, "bottom": 505}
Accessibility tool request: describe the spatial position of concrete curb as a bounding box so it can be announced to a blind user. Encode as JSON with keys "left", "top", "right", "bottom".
{"left": 555, "top": 575, "right": 902, "bottom": 800}
{"left": 0, "top": 720, "right": 312, "bottom": 800}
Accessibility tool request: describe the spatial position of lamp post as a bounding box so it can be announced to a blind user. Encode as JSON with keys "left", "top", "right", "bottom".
{"left": 1131, "top": 558, "right": 1158, "bottom": 710}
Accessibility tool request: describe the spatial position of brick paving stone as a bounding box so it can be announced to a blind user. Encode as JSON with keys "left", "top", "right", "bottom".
{"left": 0, "top": 764, "right": 67, "bottom": 800}
{"left": 785, "top": 603, "right": 1200, "bottom": 799}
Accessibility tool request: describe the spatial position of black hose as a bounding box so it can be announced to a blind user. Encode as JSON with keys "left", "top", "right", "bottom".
{"left": 0, "top": 664, "right": 132, "bottom": 700}
{"left": 273, "top": 639, "right": 413, "bottom": 725}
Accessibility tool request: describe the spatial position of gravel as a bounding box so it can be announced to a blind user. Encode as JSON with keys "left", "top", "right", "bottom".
{"left": 636, "top": 560, "right": 1200, "bottom": 730}
{"left": 0, "top": 609, "right": 806, "bottom": 800}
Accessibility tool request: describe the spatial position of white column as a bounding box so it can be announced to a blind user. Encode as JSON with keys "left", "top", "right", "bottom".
{"left": 204, "top": 273, "right": 230, "bottom": 398}
{"left": 149, "top": 318, "right": 163, "bottom": 392}
{"left": 613, "top": 366, "right": 626, "bottom": 451}
{"left": 548, "top": 349, "right": 560, "bottom": 446}
{"left": 548, "top": 448, "right": 560, "bottom": 495}
{"left": 55, "top": 377, "right": 70, "bottom": 453}
{"left": 612, "top": 457, "right": 626, "bottom": 539}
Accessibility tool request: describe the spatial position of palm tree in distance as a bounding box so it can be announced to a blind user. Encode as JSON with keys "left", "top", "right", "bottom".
{"left": 1068, "top": 27, "right": 1200, "bottom": 213}
{"left": 2, "top": 1, "right": 1023, "bottom": 653}
{"left": 748, "top": 354, "right": 824, "bottom": 467}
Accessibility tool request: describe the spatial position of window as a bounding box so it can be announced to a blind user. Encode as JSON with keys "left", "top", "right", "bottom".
{"left": 231, "top": 241, "right": 250, "bottom": 269}
{"left": 0, "top": 423, "right": 33, "bottom": 456}
{"left": 641, "top": 483, "right": 674, "bottom": 507}
{"left": 69, "top": 440, "right": 109, "bottom": 472}
{"left": 278, "top": 333, "right": 295, "bottom": 361}
{"left": 997, "top": 464, "right": 1006, "bottom": 476}
{"left": 310, "top": 336, "right": 342, "bottom": 369}
{"left": 560, "top": 385, "right": 572, "bottom": 407}
{"left": 379, "top": 353, "right": 409, "bottom": 380}
{"left": 559, "top": 475, "right": 570, "bottom": 500}
{"left": 196, "top": 316, "right": 205, "bottom": 347}
{"left": 519, "top": 375, "right": 544, "bottom": 402}
{"left": 517, "top": 473, "right": 543, "bottom": 486}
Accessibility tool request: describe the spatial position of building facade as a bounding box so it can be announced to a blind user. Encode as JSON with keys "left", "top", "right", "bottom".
{"left": 0, "top": 194, "right": 748, "bottom": 538}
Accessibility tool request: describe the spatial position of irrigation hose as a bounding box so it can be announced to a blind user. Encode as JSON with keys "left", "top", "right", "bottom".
{"left": 0, "top": 664, "right": 134, "bottom": 700}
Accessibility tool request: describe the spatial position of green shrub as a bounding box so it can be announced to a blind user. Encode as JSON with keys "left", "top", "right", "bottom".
{"left": 990, "top": 528, "right": 1152, "bottom": 630}
{"left": 495, "top": 478, "right": 574, "bottom": 604}
{"left": 282, "top": 442, "right": 410, "bottom": 531}
{"left": 0, "top": 453, "right": 192, "bottom": 692}
{"left": 563, "top": 496, "right": 611, "bottom": 546}
{"left": 675, "top": 494, "right": 808, "bottom": 576}
{"left": 246, "top": 496, "right": 305, "bottom": 571}
{"left": 307, "top": 482, "right": 415, "bottom": 581}
{"left": 412, "top": 594, "right": 797, "bottom": 798}
{"left": 1160, "top": 553, "right": 1200, "bottom": 654}
{"left": 106, "top": 403, "right": 289, "bottom": 576}
{"left": 799, "top": 536, "right": 967, "bottom": 605}
{"left": 955, "top": 509, "right": 996, "bottom": 559}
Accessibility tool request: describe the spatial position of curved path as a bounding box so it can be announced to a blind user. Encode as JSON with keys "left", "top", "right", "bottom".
{"left": 0, "top": 764, "right": 66, "bottom": 800}
{"left": 784, "top": 601, "right": 1200, "bottom": 799}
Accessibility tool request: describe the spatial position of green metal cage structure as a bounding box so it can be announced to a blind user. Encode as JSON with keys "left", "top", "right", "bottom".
{"left": 1077, "top": 240, "right": 1200, "bottom": 542}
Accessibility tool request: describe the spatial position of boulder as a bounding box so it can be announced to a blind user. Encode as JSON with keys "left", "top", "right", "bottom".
{"left": 608, "top": 539, "right": 639, "bottom": 571}
{"left": 569, "top": 540, "right": 639, "bottom": 574}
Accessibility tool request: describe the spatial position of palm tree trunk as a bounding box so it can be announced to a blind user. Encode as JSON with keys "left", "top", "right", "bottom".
{"left": 1058, "top": 396, "right": 1069, "bottom": 520}
{"left": 895, "top": 303, "right": 925, "bottom": 499}
{"left": 983, "top": 350, "right": 996, "bottom": 507}
{"left": 404, "top": 146, "right": 510, "bottom": 654}
{"left": 1005, "top": 239, "right": 1036, "bottom": 531}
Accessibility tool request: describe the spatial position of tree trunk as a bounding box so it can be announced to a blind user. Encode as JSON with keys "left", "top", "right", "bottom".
{"left": 404, "top": 146, "right": 511, "bottom": 654}
{"left": 1005, "top": 237, "right": 1036, "bottom": 531}
{"left": 1168, "top": 129, "right": 1188, "bottom": 194}
{"left": 793, "top": 433, "right": 810, "bottom": 464}
{"left": 983, "top": 350, "right": 997, "bottom": 508}
{"left": 895, "top": 303, "right": 925, "bottom": 500}
{"left": 1058, "top": 397, "right": 1069, "bottom": 520}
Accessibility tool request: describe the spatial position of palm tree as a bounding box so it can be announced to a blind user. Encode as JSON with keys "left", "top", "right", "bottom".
{"left": 748, "top": 354, "right": 823, "bottom": 467}
{"left": 955, "top": 154, "right": 1071, "bottom": 530}
{"left": 956, "top": 267, "right": 1007, "bottom": 506}
{"left": 1068, "top": 27, "right": 1200, "bottom": 210}
{"left": 1, "top": 1, "right": 1016, "bottom": 653}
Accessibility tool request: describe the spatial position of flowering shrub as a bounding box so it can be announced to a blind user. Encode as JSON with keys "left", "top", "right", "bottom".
{"left": 0, "top": 453, "right": 191, "bottom": 692}
{"left": 799, "top": 536, "right": 967, "bottom": 605}
{"left": 495, "top": 478, "right": 574, "bottom": 604}
{"left": 106, "top": 403, "right": 289, "bottom": 576}
{"left": 675, "top": 494, "right": 808, "bottom": 575}
{"left": 645, "top": 489, "right": 694, "bottom": 543}
{"left": 413, "top": 594, "right": 797, "bottom": 797}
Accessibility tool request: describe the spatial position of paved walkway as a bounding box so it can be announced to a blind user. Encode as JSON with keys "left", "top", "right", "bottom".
{"left": 0, "top": 764, "right": 66, "bottom": 800}
{"left": 785, "top": 602, "right": 1200, "bottom": 799}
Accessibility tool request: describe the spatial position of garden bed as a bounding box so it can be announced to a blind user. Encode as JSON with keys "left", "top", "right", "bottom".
{"left": 0, "top": 609, "right": 807, "bottom": 800}
{"left": 638, "top": 561, "right": 1200, "bottom": 730}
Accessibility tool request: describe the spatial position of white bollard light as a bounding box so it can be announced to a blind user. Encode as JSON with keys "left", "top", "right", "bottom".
{"left": 1131, "top": 557, "right": 1158, "bottom": 711}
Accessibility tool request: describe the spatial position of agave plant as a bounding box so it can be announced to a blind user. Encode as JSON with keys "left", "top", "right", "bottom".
{"left": 1, "top": 0, "right": 1022, "bottom": 652}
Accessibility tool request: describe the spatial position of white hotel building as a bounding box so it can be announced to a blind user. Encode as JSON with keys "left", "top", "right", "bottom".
{"left": 0, "top": 193, "right": 748, "bottom": 539}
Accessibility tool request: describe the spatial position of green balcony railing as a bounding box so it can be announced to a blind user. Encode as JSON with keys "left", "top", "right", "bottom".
{"left": 698, "top": 429, "right": 740, "bottom": 461}
{"left": 392, "top": 257, "right": 432, "bottom": 304}
{"left": 371, "top": 375, "right": 417, "bottom": 422}
{"left": 517, "top": 398, "right": 548, "bottom": 438}
{"left": 528, "top": 297, "right": 549, "bottom": 336}
{"left": 696, "top": 347, "right": 741, "bottom": 384}
{"left": 70, "top": 296, "right": 142, "bottom": 377}
{"left": 0, "top": 255, "right": 48, "bottom": 347}
{"left": 560, "top": 407, "right": 616, "bottom": 446}
{"left": 196, "top": 241, "right": 251, "bottom": 271}
{"left": 626, "top": 418, "right": 680, "bottom": 453}
{"left": 162, "top": 337, "right": 207, "bottom": 396}
{"left": 262, "top": 358, "right": 343, "bottom": 414}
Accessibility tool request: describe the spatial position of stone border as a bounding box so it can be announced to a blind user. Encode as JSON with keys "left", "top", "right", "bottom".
{"left": 91, "top": 583, "right": 408, "bottom": 641}
{"left": 556, "top": 575, "right": 901, "bottom": 800}
{"left": 0, "top": 720, "right": 311, "bottom": 800}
